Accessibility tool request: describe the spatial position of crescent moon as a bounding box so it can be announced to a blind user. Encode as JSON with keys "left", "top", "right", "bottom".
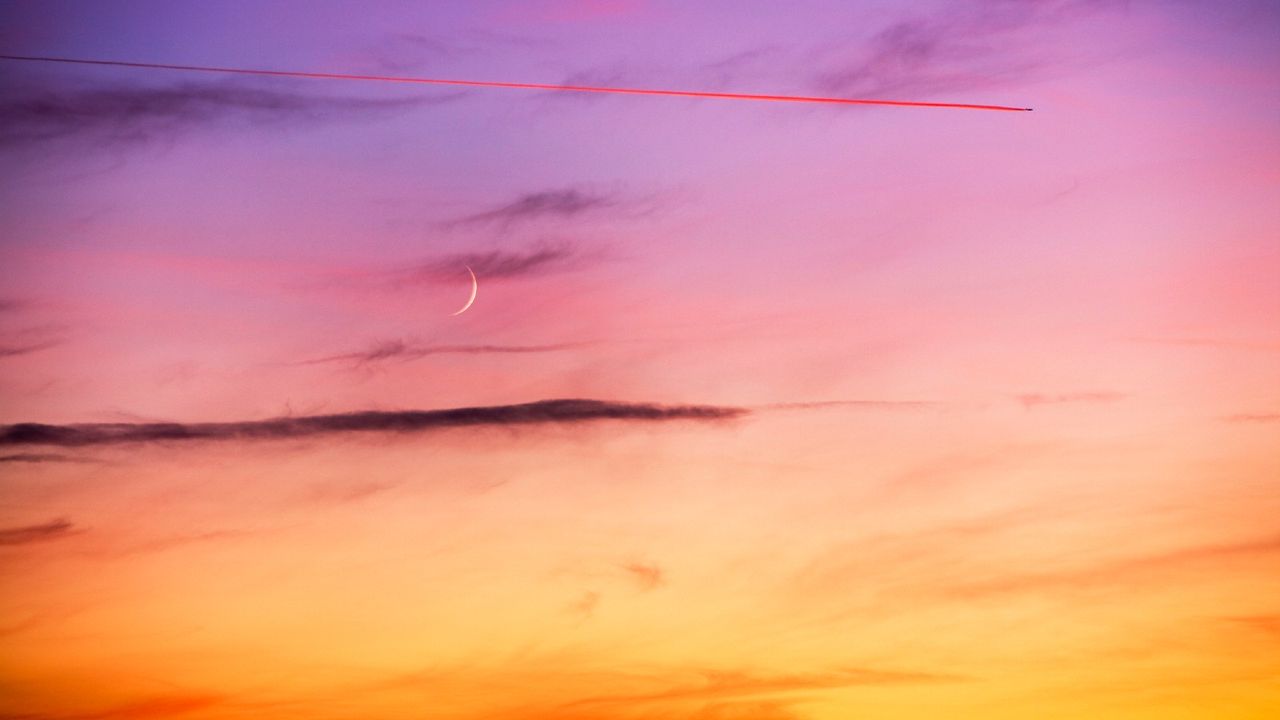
{"left": 451, "top": 266, "right": 477, "bottom": 316}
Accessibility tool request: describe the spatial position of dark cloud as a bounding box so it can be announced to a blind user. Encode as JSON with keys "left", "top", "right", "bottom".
{"left": 396, "top": 242, "right": 586, "bottom": 285}
{"left": 0, "top": 518, "right": 77, "bottom": 546}
{"left": 451, "top": 189, "right": 616, "bottom": 227}
{"left": 0, "top": 80, "right": 441, "bottom": 149}
{"left": 303, "top": 338, "right": 587, "bottom": 367}
{"left": 1016, "top": 391, "right": 1125, "bottom": 409}
{"left": 0, "top": 338, "right": 61, "bottom": 358}
{"left": 815, "top": 0, "right": 1118, "bottom": 99}
{"left": 451, "top": 244, "right": 579, "bottom": 276}
{"left": 0, "top": 399, "right": 747, "bottom": 448}
{"left": 0, "top": 452, "right": 89, "bottom": 463}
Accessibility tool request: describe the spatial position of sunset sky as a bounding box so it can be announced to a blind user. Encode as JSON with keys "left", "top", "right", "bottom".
{"left": 1, "top": 1, "right": 1278, "bottom": 718}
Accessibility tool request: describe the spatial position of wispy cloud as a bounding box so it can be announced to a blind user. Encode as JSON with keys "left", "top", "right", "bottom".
{"left": 568, "top": 590, "right": 601, "bottom": 619}
{"left": 564, "top": 667, "right": 963, "bottom": 709}
{"left": 389, "top": 242, "right": 589, "bottom": 285}
{"left": 0, "top": 338, "right": 62, "bottom": 358}
{"left": 951, "top": 534, "right": 1280, "bottom": 598}
{"left": 1127, "top": 336, "right": 1280, "bottom": 352}
{"left": 1228, "top": 615, "right": 1280, "bottom": 637}
{"left": 0, "top": 399, "right": 746, "bottom": 448}
{"left": 0, "top": 452, "right": 91, "bottom": 464}
{"left": 1223, "top": 413, "right": 1280, "bottom": 424}
{"left": 620, "top": 560, "right": 664, "bottom": 591}
{"left": 302, "top": 339, "right": 587, "bottom": 368}
{"left": 57, "top": 692, "right": 226, "bottom": 720}
{"left": 367, "top": 30, "right": 553, "bottom": 72}
{"left": 701, "top": 45, "right": 786, "bottom": 87}
{"left": 450, "top": 189, "right": 617, "bottom": 227}
{"left": 1016, "top": 391, "right": 1125, "bottom": 409}
{"left": 0, "top": 518, "right": 78, "bottom": 546}
{"left": 814, "top": 0, "right": 1119, "bottom": 100}
{"left": 449, "top": 244, "right": 581, "bottom": 277}
{"left": 0, "top": 322, "right": 66, "bottom": 359}
{"left": 0, "top": 80, "right": 441, "bottom": 149}
{"left": 321, "top": 242, "right": 594, "bottom": 297}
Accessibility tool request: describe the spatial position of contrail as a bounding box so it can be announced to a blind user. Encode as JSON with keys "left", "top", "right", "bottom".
{"left": 0, "top": 54, "right": 1033, "bottom": 112}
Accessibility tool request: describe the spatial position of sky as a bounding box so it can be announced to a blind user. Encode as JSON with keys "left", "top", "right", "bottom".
{"left": 0, "top": 1, "right": 1278, "bottom": 718}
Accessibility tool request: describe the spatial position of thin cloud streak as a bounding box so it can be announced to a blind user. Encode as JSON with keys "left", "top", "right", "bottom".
{"left": 813, "top": 0, "right": 1119, "bottom": 100}
{"left": 0, "top": 80, "right": 440, "bottom": 149}
{"left": 386, "top": 243, "right": 587, "bottom": 287}
{"left": 301, "top": 339, "right": 588, "bottom": 367}
{"left": 0, "top": 518, "right": 78, "bottom": 546}
{"left": 0, "top": 339, "right": 62, "bottom": 358}
{"left": 1016, "top": 391, "right": 1126, "bottom": 409}
{"left": 564, "top": 667, "right": 964, "bottom": 708}
{"left": 950, "top": 534, "right": 1280, "bottom": 598}
{"left": 620, "top": 561, "right": 664, "bottom": 591}
{"left": 450, "top": 189, "right": 617, "bottom": 227}
{"left": 0, "top": 55, "right": 1034, "bottom": 111}
{"left": 446, "top": 245, "right": 579, "bottom": 277}
{"left": 0, "top": 399, "right": 747, "bottom": 448}
{"left": 1223, "top": 413, "right": 1280, "bottom": 424}
{"left": 0, "top": 453, "right": 91, "bottom": 464}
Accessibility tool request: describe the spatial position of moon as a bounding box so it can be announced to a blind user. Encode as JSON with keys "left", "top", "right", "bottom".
{"left": 451, "top": 266, "right": 477, "bottom": 316}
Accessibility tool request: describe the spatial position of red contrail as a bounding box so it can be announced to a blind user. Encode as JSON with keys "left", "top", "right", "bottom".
{"left": 0, "top": 54, "right": 1033, "bottom": 112}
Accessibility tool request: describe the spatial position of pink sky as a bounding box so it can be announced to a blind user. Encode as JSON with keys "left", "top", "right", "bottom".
{"left": 1, "top": 1, "right": 1278, "bottom": 718}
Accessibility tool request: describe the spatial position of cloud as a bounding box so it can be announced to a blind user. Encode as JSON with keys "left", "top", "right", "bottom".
{"left": 302, "top": 339, "right": 588, "bottom": 367}
{"left": 568, "top": 590, "right": 601, "bottom": 619}
{"left": 0, "top": 452, "right": 90, "bottom": 464}
{"left": 0, "top": 338, "right": 61, "bottom": 358}
{"left": 1016, "top": 391, "right": 1125, "bottom": 409}
{"left": 0, "top": 518, "right": 78, "bottom": 546}
{"left": 360, "top": 29, "right": 554, "bottom": 74}
{"left": 450, "top": 189, "right": 616, "bottom": 227}
{"left": 100, "top": 529, "right": 253, "bottom": 559}
{"left": 1228, "top": 615, "right": 1280, "bottom": 637}
{"left": 389, "top": 242, "right": 588, "bottom": 286}
{"left": 0, "top": 399, "right": 747, "bottom": 448}
{"left": 61, "top": 693, "right": 225, "bottom": 720}
{"left": 814, "top": 0, "right": 1117, "bottom": 100}
{"left": 1223, "top": 413, "right": 1280, "bottom": 423}
{"left": 0, "top": 80, "right": 441, "bottom": 149}
{"left": 621, "top": 560, "right": 664, "bottom": 591}
{"left": 1127, "top": 336, "right": 1280, "bottom": 352}
{"left": 701, "top": 45, "right": 786, "bottom": 87}
{"left": 305, "top": 479, "right": 397, "bottom": 505}
{"left": 951, "top": 534, "right": 1280, "bottom": 598}
{"left": 565, "top": 667, "right": 963, "bottom": 708}
{"left": 499, "top": 0, "right": 647, "bottom": 25}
